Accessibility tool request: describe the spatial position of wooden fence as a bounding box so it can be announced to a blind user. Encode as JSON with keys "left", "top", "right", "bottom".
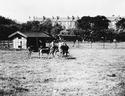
{"left": 0, "top": 40, "right": 125, "bottom": 50}
{"left": 0, "top": 40, "right": 13, "bottom": 49}
{"left": 67, "top": 42, "right": 125, "bottom": 49}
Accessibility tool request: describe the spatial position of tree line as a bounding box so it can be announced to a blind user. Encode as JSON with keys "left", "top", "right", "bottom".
{"left": 75, "top": 15, "right": 125, "bottom": 42}
{"left": 0, "top": 16, "right": 63, "bottom": 40}
{"left": 0, "top": 15, "right": 125, "bottom": 42}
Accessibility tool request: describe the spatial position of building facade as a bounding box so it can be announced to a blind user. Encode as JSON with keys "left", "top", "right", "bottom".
{"left": 107, "top": 16, "right": 122, "bottom": 30}
{"left": 31, "top": 16, "right": 80, "bottom": 29}
{"left": 8, "top": 31, "right": 50, "bottom": 50}
{"left": 30, "top": 16, "right": 124, "bottom": 30}
{"left": 12, "top": 36, "right": 27, "bottom": 49}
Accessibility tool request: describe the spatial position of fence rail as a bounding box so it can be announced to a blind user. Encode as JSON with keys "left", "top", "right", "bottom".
{"left": 67, "top": 42, "right": 125, "bottom": 49}
{"left": 0, "top": 40, "right": 125, "bottom": 49}
{"left": 0, "top": 40, "right": 13, "bottom": 49}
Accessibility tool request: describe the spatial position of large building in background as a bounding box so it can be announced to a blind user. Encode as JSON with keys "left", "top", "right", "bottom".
{"left": 30, "top": 16, "right": 80, "bottom": 29}
{"left": 107, "top": 16, "right": 122, "bottom": 30}
{"left": 29, "top": 16, "right": 123, "bottom": 30}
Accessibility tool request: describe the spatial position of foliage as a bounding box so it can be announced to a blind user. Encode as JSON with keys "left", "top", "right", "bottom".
{"left": 118, "top": 32, "right": 125, "bottom": 41}
{"left": 92, "top": 15, "right": 110, "bottom": 30}
{"left": 105, "top": 29, "right": 118, "bottom": 42}
{"left": 76, "top": 15, "right": 111, "bottom": 41}
{"left": 20, "top": 18, "right": 63, "bottom": 38}
{"left": 39, "top": 19, "right": 52, "bottom": 32}
{"left": 0, "top": 16, "right": 19, "bottom": 40}
{"left": 0, "top": 16, "right": 16, "bottom": 25}
{"left": 116, "top": 18, "right": 125, "bottom": 32}
{"left": 76, "top": 16, "right": 92, "bottom": 30}
{"left": 0, "top": 15, "right": 124, "bottom": 42}
{"left": 0, "top": 25, "right": 20, "bottom": 40}
{"left": 21, "top": 21, "right": 40, "bottom": 32}
{"left": 51, "top": 23, "right": 63, "bottom": 37}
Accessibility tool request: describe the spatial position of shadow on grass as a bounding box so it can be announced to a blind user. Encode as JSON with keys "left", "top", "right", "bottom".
{"left": 29, "top": 56, "right": 53, "bottom": 59}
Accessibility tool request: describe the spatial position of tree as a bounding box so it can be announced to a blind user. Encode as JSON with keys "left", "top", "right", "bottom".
{"left": 116, "top": 18, "right": 125, "bottom": 32}
{"left": 21, "top": 21, "right": 40, "bottom": 32}
{"left": 92, "top": 15, "right": 110, "bottom": 31}
{"left": 0, "top": 24, "right": 20, "bottom": 40}
{"left": 0, "top": 16, "right": 16, "bottom": 25}
{"left": 105, "top": 28, "right": 118, "bottom": 42}
{"left": 76, "top": 15, "right": 110, "bottom": 31}
{"left": 76, "top": 16, "right": 93, "bottom": 31}
{"left": 51, "top": 23, "right": 63, "bottom": 37}
{"left": 39, "top": 18, "right": 53, "bottom": 35}
{"left": 116, "top": 18, "right": 125, "bottom": 41}
{"left": 0, "top": 16, "right": 19, "bottom": 40}
{"left": 76, "top": 15, "right": 111, "bottom": 41}
{"left": 30, "top": 21, "right": 40, "bottom": 32}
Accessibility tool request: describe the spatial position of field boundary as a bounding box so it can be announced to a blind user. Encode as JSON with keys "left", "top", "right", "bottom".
{"left": 0, "top": 40, "right": 125, "bottom": 49}
{"left": 67, "top": 42, "right": 125, "bottom": 49}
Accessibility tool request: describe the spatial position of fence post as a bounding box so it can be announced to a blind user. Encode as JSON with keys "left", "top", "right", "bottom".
{"left": 8, "top": 41, "right": 9, "bottom": 48}
{"left": 101, "top": 37, "right": 105, "bottom": 49}
{"left": 113, "top": 39, "right": 117, "bottom": 48}
{"left": 91, "top": 42, "right": 92, "bottom": 48}
{"left": 115, "top": 42, "right": 117, "bottom": 48}
{"left": 103, "top": 42, "right": 105, "bottom": 48}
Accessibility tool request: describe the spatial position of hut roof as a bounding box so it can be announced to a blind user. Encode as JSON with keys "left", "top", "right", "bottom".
{"left": 23, "top": 32, "right": 50, "bottom": 37}
{"left": 8, "top": 31, "right": 27, "bottom": 38}
{"left": 8, "top": 31, "right": 50, "bottom": 38}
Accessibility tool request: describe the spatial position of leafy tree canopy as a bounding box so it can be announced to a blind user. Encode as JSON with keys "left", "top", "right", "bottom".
{"left": 116, "top": 18, "right": 125, "bottom": 32}
{"left": 93, "top": 15, "right": 110, "bottom": 30}
{"left": 76, "top": 16, "right": 92, "bottom": 30}
{"left": 0, "top": 16, "right": 19, "bottom": 40}
{"left": 76, "top": 15, "right": 110, "bottom": 31}
{"left": 0, "top": 16, "right": 16, "bottom": 25}
{"left": 21, "top": 21, "right": 40, "bottom": 32}
{"left": 51, "top": 23, "right": 63, "bottom": 37}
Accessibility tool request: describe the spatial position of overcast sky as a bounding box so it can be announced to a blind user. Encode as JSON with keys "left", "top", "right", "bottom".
{"left": 0, "top": 0, "right": 124, "bottom": 22}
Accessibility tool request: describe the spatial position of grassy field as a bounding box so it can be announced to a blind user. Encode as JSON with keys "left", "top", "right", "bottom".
{"left": 0, "top": 44, "right": 125, "bottom": 96}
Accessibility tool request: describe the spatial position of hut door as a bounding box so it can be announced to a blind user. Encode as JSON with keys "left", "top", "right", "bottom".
{"left": 18, "top": 41, "right": 22, "bottom": 49}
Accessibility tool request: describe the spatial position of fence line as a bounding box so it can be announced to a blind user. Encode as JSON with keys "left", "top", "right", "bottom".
{"left": 0, "top": 40, "right": 125, "bottom": 49}
{"left": 0, "top": 40, "right": 13, "bottom": 49}
{"left": 67, "top": 42, "right": 125, "bottom": 49}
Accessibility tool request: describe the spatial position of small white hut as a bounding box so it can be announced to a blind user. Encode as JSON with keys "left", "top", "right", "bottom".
{"left": 8, "top": 31, "right": 27, "bottom": 49}
{"left": 8, "top": 31, "right": 50, "bottom": 49}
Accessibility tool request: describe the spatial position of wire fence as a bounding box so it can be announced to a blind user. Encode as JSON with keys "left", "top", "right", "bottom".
{"left": 67, "top": 42, "right": 125, "bottom": 49}
{"left": 0, "top": 40, "right": 13, "bottom": 49}
{"left": 0, "top": 40, "right": 125, "bottom": 50}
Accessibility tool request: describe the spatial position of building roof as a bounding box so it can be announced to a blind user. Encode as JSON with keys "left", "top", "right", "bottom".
{"left": 8, "top": 31, "right": 50, "bottom": 38}
{"left": 23, "top": 32, "right": 50, "bottom": 37}
{"left": 8, "top": 31, "right": 27, "bottom": 38}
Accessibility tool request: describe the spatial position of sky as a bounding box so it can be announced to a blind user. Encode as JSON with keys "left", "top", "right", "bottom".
{"left": 0, "top": 0, "right": 125, "bottom": 22}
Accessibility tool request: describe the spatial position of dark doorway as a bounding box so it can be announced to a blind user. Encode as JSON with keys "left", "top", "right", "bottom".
{"left": 27, "top": 37, "right": 48, "bottom": 52}
{"left": 27, "top": 37, "right": 39, "bottom": 52}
